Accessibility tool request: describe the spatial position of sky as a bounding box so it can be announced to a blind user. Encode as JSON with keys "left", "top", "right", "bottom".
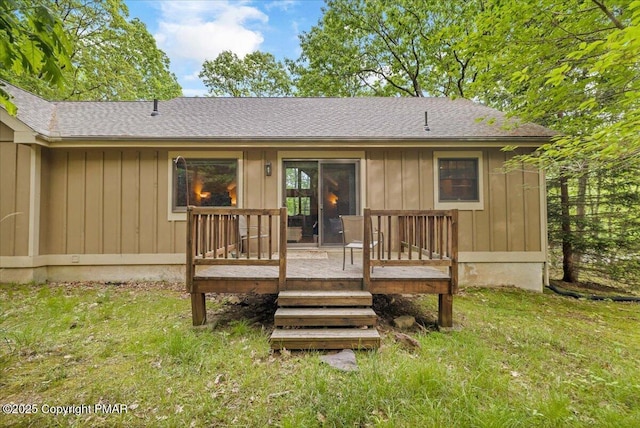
{"left": 124, "top": 0, "right": 325, "bottom": 97}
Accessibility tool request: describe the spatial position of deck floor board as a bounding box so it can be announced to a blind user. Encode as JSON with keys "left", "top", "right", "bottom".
{"left": 196, "top": 250, "right": 449, "bottom": 280}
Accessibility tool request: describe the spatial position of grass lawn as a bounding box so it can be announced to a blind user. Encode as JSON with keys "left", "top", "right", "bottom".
{"left": 1, "top": 282, "right": 639, "bottom": 427}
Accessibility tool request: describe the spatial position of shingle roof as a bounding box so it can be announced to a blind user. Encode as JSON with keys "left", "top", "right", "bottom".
{"left": 3, "top": 82, "right": 556, "bottom": 141}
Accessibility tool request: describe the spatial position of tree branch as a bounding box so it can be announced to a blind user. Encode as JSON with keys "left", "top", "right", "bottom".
{"left": 591, "top": 0, "right": 625, "bottom": 30}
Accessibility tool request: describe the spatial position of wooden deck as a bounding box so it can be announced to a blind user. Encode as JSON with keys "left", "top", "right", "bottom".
{"left": 195, "top": 252, "right": 450, "bottom": 293}
{"left": 186, "top": 207, "right": 458, "bottom": 349}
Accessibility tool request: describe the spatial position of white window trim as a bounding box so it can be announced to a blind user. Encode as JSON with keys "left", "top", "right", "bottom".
{"left": 167, "top": 151, "right": 243, "bottom": 221}
{"left": 433, "top": 150, "right": 484, "bottom": 211}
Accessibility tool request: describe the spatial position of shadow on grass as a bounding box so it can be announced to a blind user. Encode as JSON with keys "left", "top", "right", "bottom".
{"left": 205, "top": 293, "right": 439, "bottom": 331}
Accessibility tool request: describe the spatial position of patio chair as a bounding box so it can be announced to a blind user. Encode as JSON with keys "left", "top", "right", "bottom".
{"left": 340, "top": 215, "right": 380, "bottom": 270}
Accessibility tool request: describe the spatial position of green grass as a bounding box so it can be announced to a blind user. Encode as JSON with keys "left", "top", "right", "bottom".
{"left": 1, "top": 283, "right": 639, "bottom": 427}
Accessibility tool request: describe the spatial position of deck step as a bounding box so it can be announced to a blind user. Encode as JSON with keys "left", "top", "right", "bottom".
{"left": 270, "top": 328, "right": 380, "bottom": 350}
{"left": 274, "top": 308, "right": 377, "bottom": 327}
{"left": 277, "top": 290, "right": 372, "bottom": 307}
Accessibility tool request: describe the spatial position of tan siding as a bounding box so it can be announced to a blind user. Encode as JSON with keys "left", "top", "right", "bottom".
{"left": 0, "top": 123, "right": 13, "bottom": 142}
{"left": 174, "top": 218, "right": 185, "bottom": 254}
{"left": 418, "top": 150, "right": 434, "bottom": 209}
{"left": 457, "top": 210, "right": 474, "bottom": 251}
{"left": 488, "top": 150, "right": 508, "bottom": 251}
{"left": 472, "top": 153, "right": 492, "bottom": 251}
{"left": 39, "top": 149, "right": 50, "bottom": 253}
{"left": 85, "top": 151, "right": 104, "bottom": 253}
{"left": 102, "top": 151, "right": 122, "bottom": 253}
{"left": 138, "top": 151, "right": 157, "bottom": 253}
{"left": 32, "top": 146, "right": 543, "bottom": 258}
{"left": 67, "top": 151, "right": 86, "bottom": 253}
{"left": 40, "top": 148, "right": 183, "bottom": 256}
{"left": 0, "top": 142, "right": 30, "bottom": 256}
{"left": 385, "top": 151, "right": 403, "bottom": 210}
{"left": 14, "top": 144, "right": 31, "bottom": 255}
{"left": 120, "top": 151, "right": 139, "bottom": 253}
{"left": 0, "top": 142, "right": 17, "bottom": 256}
{"left": 44, "top": 150, "right": 68, "bottom": 254}
{"left": 366, "top": 151, "right": 386, "bottom": 209}
{"left": 524, "top": 162, "right": 542, "bottom": 251}
{"left": 473, "top": 210, "right": 491, "bottom": 251}
{"left": 156, "top": 150, "right": 174, "bottom": 253}
{"left": 243, "top": 151, "right": 278, "bottom": 205}
{"left": 508, "top": 160, "right": 527, "bottom": 251}
{"left": 363, "top": 148, "right": 542, "bottom": 254}
{"left": 401, "top": 151, "right": 420, "bottom": 210}
{"left": 245, "top": 151, "right": 264, "bottom": 208}
{"left": 264, "top": 150, "right": 278, "bottom": 208}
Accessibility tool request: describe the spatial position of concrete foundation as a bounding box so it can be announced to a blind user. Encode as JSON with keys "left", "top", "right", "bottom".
{"left": 459, "top": 262, "right": 544, "bottom": 292}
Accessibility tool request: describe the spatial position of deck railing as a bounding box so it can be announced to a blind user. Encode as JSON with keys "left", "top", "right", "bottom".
{"left": 186, "top": 207, "right": 287, "bottom": 290}
{"left": 363, "top": 209, "right": 458, "bottom": 293}
{"left": 186, "top": 207, "right": 457, "bottom": 327}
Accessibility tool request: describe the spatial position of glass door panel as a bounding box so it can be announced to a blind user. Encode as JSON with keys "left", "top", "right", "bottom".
{"left": 320, "top": 162, "right": 358, "bottom": 245}
{"left": 284, "top": 161, "right": 318, "bottom": 245}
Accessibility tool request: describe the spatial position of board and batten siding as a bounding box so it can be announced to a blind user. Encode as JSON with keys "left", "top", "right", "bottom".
{"left": 0, "top": 136, "right": 31, "bottom": 257}
{"left": 34, "top": 146, "right": 542, "bottom": 257}
{"left": 39, "top": 148, "right": 183, "bottom": 256}
{"left": 365, "top": 148, "right": 542, "bottom": 253}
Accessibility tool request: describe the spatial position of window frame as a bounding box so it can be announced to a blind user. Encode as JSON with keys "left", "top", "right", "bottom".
{"left": 167, "top": 151, "right": 243, "bottom": 221}
{"left": 433, "top": 150, "right": 484, "bottom": 210}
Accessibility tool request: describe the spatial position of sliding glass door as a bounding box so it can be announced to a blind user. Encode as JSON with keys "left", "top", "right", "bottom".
{"left": 284, "top": 160, "right": 359, "bottom": 246}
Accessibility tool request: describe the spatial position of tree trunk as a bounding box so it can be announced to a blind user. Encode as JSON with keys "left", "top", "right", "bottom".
{"left": 574, "top": 168, "right": 588, "bottom": 277}
{"left": 560, "top": 173, "right": 576, "bottom": 282}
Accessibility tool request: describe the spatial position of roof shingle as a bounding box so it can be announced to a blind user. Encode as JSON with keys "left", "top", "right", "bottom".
{"left": 3, "top": 82, "right": 555, "bottom": 141}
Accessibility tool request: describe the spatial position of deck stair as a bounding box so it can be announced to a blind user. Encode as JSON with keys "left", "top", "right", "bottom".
{"left": 270, "top": 290, "right": 381, "bottom": 350}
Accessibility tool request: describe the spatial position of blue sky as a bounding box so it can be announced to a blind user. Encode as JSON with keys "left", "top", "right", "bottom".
{"left": 124, "top": 0, "right": 325, "bottom": 96}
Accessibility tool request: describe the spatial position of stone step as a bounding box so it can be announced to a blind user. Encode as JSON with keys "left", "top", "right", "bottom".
{"left": 274, "top": 307, "right": 377, "bottom": 327}
{"left": 277, "top": 290, "right": 372, "bottom": 307}
{"left": 270, "top": 328, "right": 380, "bottom": 350}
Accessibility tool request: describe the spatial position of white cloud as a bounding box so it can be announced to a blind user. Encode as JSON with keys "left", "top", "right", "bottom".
{"left": 182, "top": 71, "right": 201, "bottom": 82}
{"left": 154, "top": 1, "right": 268, "bottom": 65}
{"left": 265, "top": 1, "right": 297, "bottom": 11}
{"left": 181, "top": 87, "right": 209, "bottom": 97}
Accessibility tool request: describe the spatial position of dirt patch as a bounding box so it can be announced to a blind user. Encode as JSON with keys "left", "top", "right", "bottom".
{"left": 373, "top": 294, "right": 438, "bottom": 331}
{"left": 202, "top": 293, "right": 439, "bottom": 331}
{"left": 45, "top": 281, "right": 187, "bottom": 293}
{"left": 207, "top": 294, "right": 279, "bottom": 327}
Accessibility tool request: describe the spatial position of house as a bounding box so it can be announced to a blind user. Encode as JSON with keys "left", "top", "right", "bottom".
{"left": 1, "top": 82, "right": 554, "bottom": 292}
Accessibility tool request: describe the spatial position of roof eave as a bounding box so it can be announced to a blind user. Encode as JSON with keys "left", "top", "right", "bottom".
{"left": 37, "top": 134, "right": 554, "bottom": 148}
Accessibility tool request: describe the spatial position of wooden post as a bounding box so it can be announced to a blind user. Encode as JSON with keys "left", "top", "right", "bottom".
{"left": 439, "top": 210, "right": 457, "bottom": 328}
{"left": 450, "top": 209, "right": 459, "bottom": 294}
{"left": 186, "top": 207, "right": 195, "bottom": 292}
{"left": 363, "top": 208, "right": 371, "bottom": 290}
{"left": 191, "top": 292, "right": 206, "bottom": 326}
{"left": 186, "top": 206, "right": 206, "bottom": 326}
{"left": 278, "top": 207, "right": 287, "bottom": 290}
{"left": 438, "top": 293, "right": 453, "bottom": 328}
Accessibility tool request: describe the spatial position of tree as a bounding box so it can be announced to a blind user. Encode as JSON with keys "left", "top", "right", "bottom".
{"left": 1, "top": 0, "right": 181, "bottom": 101}
{"left": 295, "top": 0, "right": 484, "bottom": 97}
{"left": 464, "top": 0, "right": 640, "bottom": 283}
{"left": 0, "top": 0, "right": 71, "bottom": 114}
{"left": 199, "top": 50, "right": 292, "bottom": 97}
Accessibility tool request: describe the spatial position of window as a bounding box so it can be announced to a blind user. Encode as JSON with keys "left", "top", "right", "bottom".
{"left": 285, "top": 165, "right": 314, "bottom": 216}
{"left": 439, "top": 158, "right": 479, "bottom": 201}
{"left": 169, "top": 154, "right": 240, "bottom": 219}
{"left": 434, "top": 151, "right": 484, "bottom": 210}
